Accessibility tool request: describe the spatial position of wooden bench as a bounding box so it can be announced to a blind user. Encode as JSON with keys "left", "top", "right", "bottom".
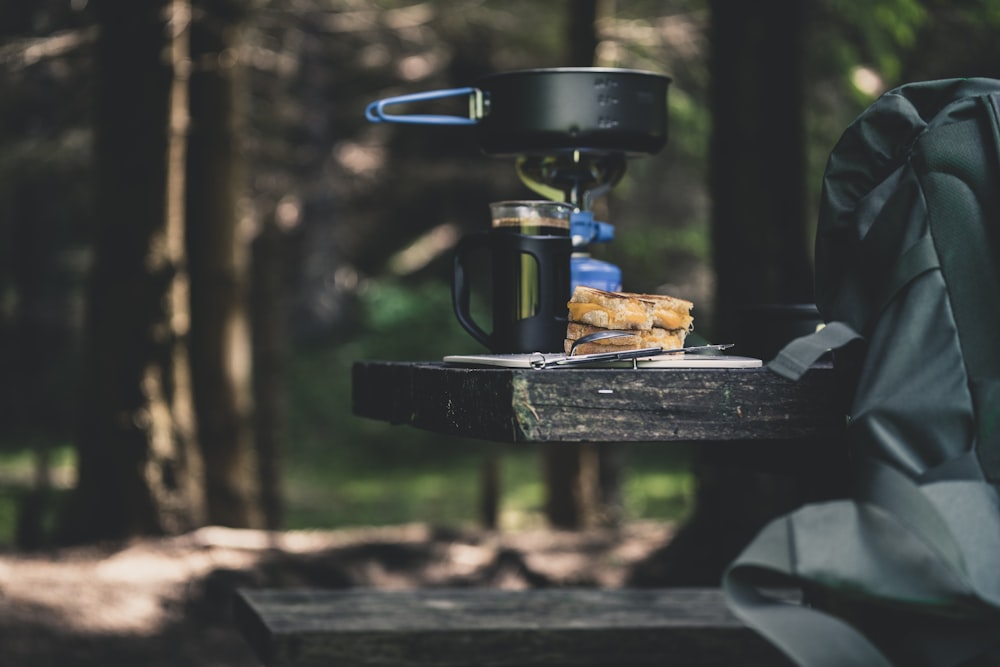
{"left": 233, "top": 587, "right": 792, "bottom": 666}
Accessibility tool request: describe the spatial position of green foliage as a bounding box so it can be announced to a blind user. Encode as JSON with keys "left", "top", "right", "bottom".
{"left": 278, "top": 440, "right": 695, "bottom": 531}
{"left": 816, "top": 0, "right": 928, "bottom": 84}
{"left": 624, "top": 459, "right": 696, "bottom": 519}
{"left": 613, "top": 224, "right": 710, "bottom": 265}
{"left": 0, "top": 435, "right": 693, "bottom": 546}
{"left": 361, "top": 278, "right": 475, "bottom": 360}
{"left": 666, "top": 86, "right": 711, "bottom": 165}
{"left": 0, "top": 443, "right": 75, "bottom": 548}
{"left": 598, "top": 223, "right": 710, "bottom": 295}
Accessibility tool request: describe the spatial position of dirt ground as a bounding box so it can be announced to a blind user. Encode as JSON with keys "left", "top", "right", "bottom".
{"left": 0, "top": 520, "right": 677, "bottom": 667}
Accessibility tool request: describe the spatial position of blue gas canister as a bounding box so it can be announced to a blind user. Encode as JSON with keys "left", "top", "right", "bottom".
{"left": 569, "top": 211, "right": 621, "bottom": 292}
{"left": 571, "top": 254, "right": 621, "bottom": 292}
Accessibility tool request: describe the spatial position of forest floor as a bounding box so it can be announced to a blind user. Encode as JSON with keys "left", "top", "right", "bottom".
{"left": 0, "top": 520, "right": 678, "bottom": 666}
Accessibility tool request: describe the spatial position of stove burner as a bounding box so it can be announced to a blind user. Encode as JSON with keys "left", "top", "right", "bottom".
{"left": 515, "top": 151, "right": 627, "bottom": 210}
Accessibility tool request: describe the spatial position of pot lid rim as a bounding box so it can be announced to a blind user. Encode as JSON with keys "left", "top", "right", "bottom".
{"left": 479, "top": 67, "right": 671, "bottom": 81}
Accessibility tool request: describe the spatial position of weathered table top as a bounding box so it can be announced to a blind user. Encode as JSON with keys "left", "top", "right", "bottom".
{"left": 352, "top": 360, "right": 846, "bottom": 444}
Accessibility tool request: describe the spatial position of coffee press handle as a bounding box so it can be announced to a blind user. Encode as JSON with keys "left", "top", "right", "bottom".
{"left": 526, "top": 235, "right": 571, "bottom": 322}
{"left": 452, "top": 232, "right": 492, "bottom": 349}
{"left": 365, "top": 87, "right": 484, "bottom": 125}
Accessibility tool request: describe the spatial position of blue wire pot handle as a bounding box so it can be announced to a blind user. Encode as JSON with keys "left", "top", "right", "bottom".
{"left": 365, "top": 87, "right": 484, "bottom": 125}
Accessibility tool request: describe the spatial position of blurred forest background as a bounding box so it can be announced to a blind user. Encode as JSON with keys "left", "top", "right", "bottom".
{"left": 2, "top": 0, "right": 1000, "bottom": 550}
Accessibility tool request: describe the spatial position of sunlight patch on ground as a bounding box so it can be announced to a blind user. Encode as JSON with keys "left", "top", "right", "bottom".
{"left": 0, "top": 521, "right": 677, "bottom": 639}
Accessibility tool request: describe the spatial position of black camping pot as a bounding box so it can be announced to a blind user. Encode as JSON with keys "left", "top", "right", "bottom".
{"left": 365, "top": 68, "right": 671, "bottom": 156}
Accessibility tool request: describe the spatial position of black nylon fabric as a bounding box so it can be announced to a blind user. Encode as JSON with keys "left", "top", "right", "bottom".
{"left": 725, "top": 78, "right": 1000, "bottom": 666}
{"left": 849, "top": 268, "right": 971, "bottom": 477}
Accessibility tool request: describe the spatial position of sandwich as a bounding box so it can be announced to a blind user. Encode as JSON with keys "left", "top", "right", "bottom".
{"left": 565, "top": 286, "right": 694, "bottom": 355}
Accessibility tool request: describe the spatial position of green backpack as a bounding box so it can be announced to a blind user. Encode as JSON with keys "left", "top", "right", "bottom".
{"left": 724, "top": 78, "right": 1000, "bottom": 666}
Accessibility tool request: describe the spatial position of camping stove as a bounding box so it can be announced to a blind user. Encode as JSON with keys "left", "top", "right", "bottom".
{"left": 365, "top": 67, "right": 672, "bottom": 292}
{"left": 516, "top": 150, "right": 626, "bottom": 292}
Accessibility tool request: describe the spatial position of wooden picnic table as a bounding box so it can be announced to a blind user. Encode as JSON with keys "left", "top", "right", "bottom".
{"left": 234, "top": 359, "right": 840, "bottom": 666}
{"left": 350, "top": 360, "right": 847, "bottom": 466}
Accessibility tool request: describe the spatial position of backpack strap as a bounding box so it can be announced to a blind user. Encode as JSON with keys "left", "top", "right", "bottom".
{"left": 724, "top": 458, "right": 1000, "bottom": 667}
{"left": 723, "top": 509, "right": 895, "bottom": 667}
{"left": 768, "top": 321, "right": 862, "bottom": 381}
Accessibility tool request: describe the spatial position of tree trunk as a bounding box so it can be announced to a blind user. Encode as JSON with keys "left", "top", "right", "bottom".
{"left": 65, "top": 0, "right": 206, "bottom": 542}
{"left": 251, "top": 218, "right": 289, "bottom": 530}
{"left": 709, "top": 0, "right": 812, "bottom": 340}
{"left": 540, "top": 0, "right": 604, "bottom": 530}
{"left": 629, "top": 0, "right": 816, "bottom": 584}
{"left": 9, "top": 181, "right": 53, "bottom": 549}
{"left": 541, "top": 0, "right": 624, "bottom": 530}
{"left": 543, "top": 444, "right": 598, "bottom": 529}
{"left": 186, "top": 0, "right": 263, "bottom": 528}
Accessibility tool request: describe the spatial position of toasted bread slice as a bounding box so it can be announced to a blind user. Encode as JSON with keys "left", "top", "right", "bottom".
{"left": 564, "top": 322, "right": 689, "bottom": 355}
{"left": 567, "top": 286, "right": 694, "bottom": 331}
